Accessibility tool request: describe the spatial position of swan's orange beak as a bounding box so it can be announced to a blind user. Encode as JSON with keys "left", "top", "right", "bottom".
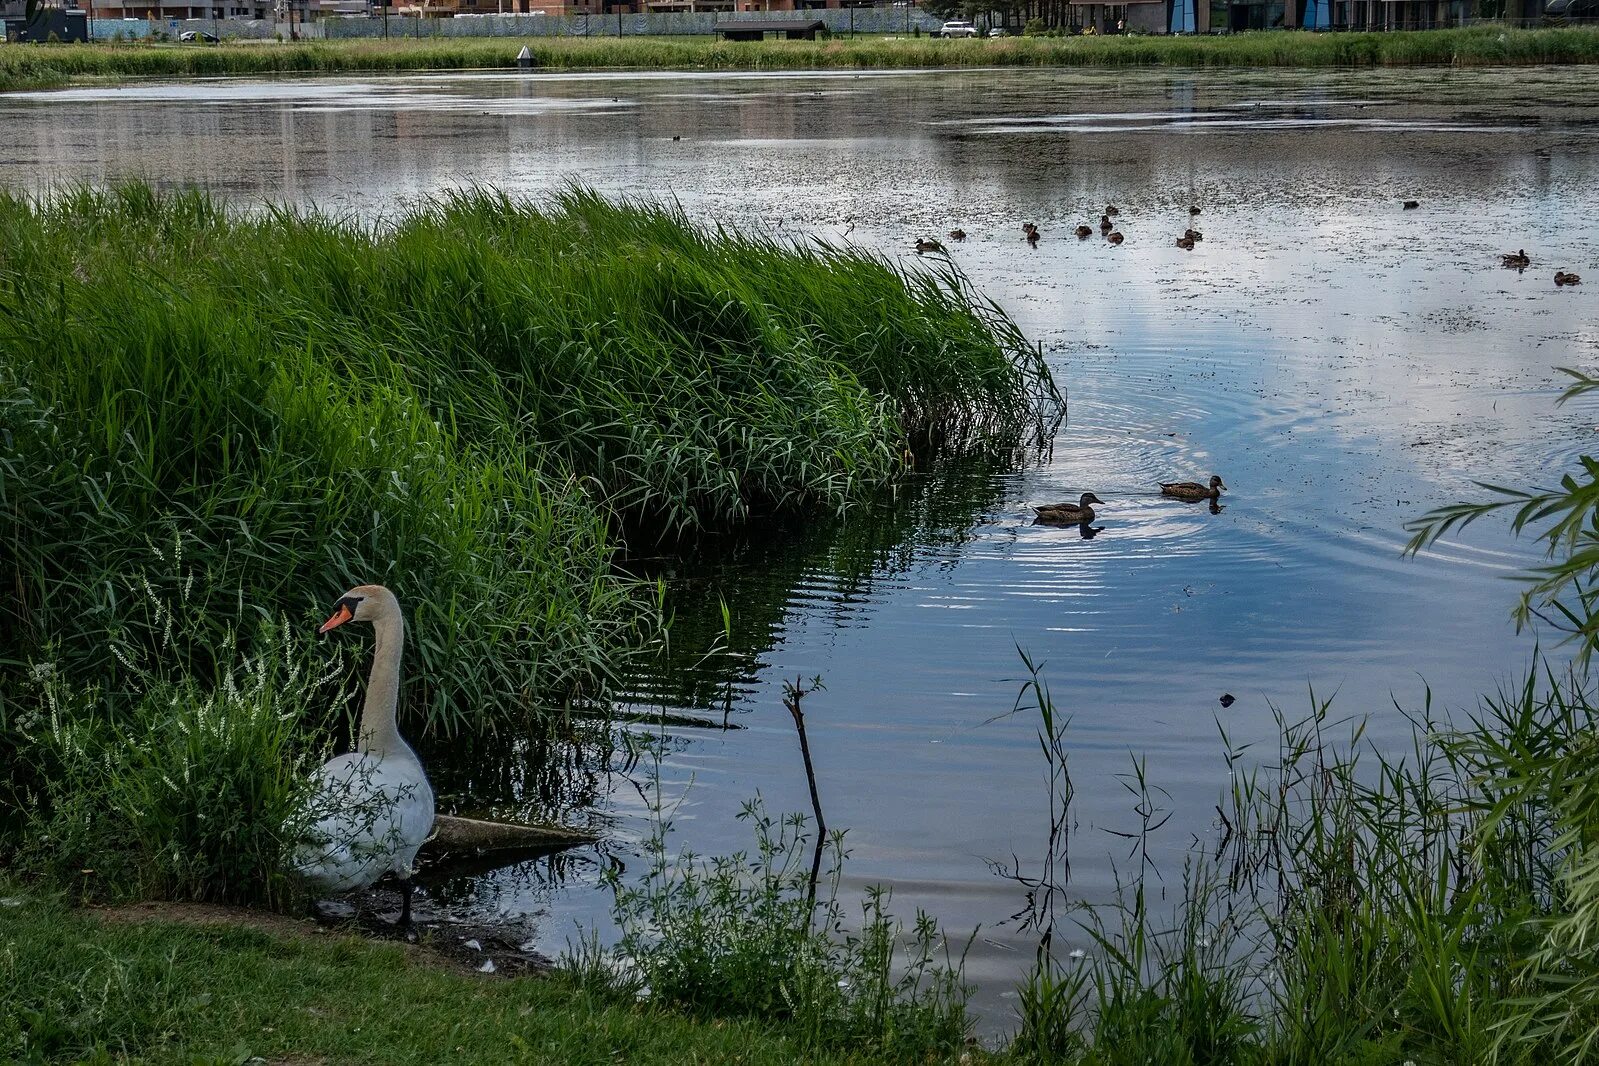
{"left": 317, "top": 602, "right": 354, "bottom": 635}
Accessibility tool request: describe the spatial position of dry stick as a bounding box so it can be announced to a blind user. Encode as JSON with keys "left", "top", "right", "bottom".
{"left": 784, "top": 676, "right": 827, "bottom": 910}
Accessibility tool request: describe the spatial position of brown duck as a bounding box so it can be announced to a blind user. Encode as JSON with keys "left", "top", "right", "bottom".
{"left": 1034, "top": 492, "right": 1104, "bottom": 525}
{"left": 915, "top": 238, "right": 945, "bottom": 255}
{"left": 1501, "top": 249, "right": 1530, "bottom": 268}
{"left": 1107, "top": 231, "right": 1124, "bottom": 245}
{"left": 1075, "top": 224, "right": 1093, "bottom": 238}
{"left": 1556, "top": 270, "right": 1582, "bottom": 286}
{"left": 1160, "top": 475, "right": 1226, "bottom": 502}
{"left": 948, "top": 228, "right": 967, "bottom": 242}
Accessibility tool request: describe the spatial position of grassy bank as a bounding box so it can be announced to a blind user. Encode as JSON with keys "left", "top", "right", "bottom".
{"left": 2, "top": 25, "right": 1598, "bottom": 91}
{"left": 0, "top": 181, "right": 1052, "bottom": 898}
{"left": 10, "top": 665, "right": 1599, "bottom": 1064}
{"left": 0, "top": 891, "right": 950, "bottom": 1064}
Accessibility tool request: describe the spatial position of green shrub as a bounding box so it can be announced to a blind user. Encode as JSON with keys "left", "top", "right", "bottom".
{"left": 11, "top": 574, "right": 335, "bottom": 906}
{"left": 577, "top": 797, "right": 971, "bottom": 1060}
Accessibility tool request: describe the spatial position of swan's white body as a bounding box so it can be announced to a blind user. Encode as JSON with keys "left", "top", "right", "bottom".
{"left": 294, "top": 747, "right": 434, "bottom": 893}
{"left": 293, "top": 586, "right": 434, "bottom": 908}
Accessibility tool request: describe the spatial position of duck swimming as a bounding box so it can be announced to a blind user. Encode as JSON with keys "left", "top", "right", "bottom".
{"left": 948, "top": 228, "right": 967, "bottom": 241}
{"left": 1161, "top": 475, "right": 1226, "bottom": 502}
{"left": 915, "top": 238, "right": 945, "bottom": 255}
{"left": 1034, "top": 492, "right": 1104, "bottom": 525}
{"left": 1176, "top": 236, "right": 1195, "bottom": 250}
{"left": 1075, "top": 224, "right": 1093, "bottom": 238}
{"left": 1107, "top": 231, "right": 1124, "bottom": 245}
{"left": 1501, "top": 249, "right": 1530, "bottom": 268}
{"left": 1556, "top": 271, "right": 1582, "bottom": 286}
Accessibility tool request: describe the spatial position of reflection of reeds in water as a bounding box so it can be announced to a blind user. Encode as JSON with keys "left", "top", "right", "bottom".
{"left": 618, "top": 451, "right": 1027, "bottom": 715}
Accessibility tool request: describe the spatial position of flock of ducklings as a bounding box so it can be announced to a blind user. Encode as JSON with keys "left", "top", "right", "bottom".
{"left": 1033, "top": 476, "right": 1227, "bottom": 530}
{"left": 916, "top": 201, "right": 1583, "bottom": 286}
{"left": 917, "top": 203, "right": 1200, "bottom": 255}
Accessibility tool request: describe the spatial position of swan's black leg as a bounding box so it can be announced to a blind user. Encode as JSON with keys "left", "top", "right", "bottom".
{"left": 398, "top": 877, "right": 413, "bottom": 928}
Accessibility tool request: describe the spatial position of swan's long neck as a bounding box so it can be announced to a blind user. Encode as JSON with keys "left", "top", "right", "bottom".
{"left": 357, "top": 610, "right": 408, "bottom": 758}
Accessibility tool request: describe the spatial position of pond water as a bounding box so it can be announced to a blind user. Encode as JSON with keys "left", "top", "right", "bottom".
{"left": 6, "top": 64, "right": 1599, "bottom": 1034}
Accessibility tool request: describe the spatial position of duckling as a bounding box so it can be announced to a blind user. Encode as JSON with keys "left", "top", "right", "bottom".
{"left": 1105, "top": 204, "right": 1120, "bottom": 217}
{"left": 1107, "top": 231, "right": 1124, "bottom": 245}
{"left": 1184, "top": 228, "right": 1203, "bottom": 242}
{"left": 1556, "top": 271, "right": 1582, "bottom": 286}
{"left": 1501, "top": 249, "right": 1530, "bottom": 268}
{"left": 1189, "top": 205, "right": 1202, "bottom": 216}
{"left": 1160, "top": 475, "right": 1226, "bottom": 502}
{"left": 1176, "top": 236, "right": 1195, "bottom": 250}
{"left": 1099, "top": 216, "right": 1114, "bottom": 233}
{"left": 1402, "top": 200, "right": 1420, "bottom": 210}
{"left": 948, "top": 228, "right": 967, "bottom": 242}
{"left": 915, "top": 238, "right": 945, "bottom": 255}
{"left": 1075, "top": 224, "right": 1093, "bottom": 238}
{"left": 1034, "top": 492, "right": 1104, "bottom": 525}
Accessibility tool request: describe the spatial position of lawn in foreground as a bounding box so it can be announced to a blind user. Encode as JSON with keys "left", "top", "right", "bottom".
{"left": 0, "top": 892, "right": 970, "bottom": 1065}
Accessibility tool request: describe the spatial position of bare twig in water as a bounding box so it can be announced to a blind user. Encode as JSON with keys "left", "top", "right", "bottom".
{"left": 784, "top": 674, "right": 828, "bottom": 908}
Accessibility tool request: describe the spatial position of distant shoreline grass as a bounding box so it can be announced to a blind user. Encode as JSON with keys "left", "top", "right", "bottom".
{"left": 2, "top": 25, "right": 1598, "bottom": 92}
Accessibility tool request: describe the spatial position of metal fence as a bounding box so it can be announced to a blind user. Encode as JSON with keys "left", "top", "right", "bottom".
{"left": 79, "top": 7, "right": 1597, "bottom": 42}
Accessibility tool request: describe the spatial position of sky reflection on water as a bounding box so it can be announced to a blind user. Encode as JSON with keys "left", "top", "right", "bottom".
{"left": 5, "top": 65, "right": 1598, "bottom": 1031}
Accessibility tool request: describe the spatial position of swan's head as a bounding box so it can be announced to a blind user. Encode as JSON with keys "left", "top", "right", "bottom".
{"left": 1210, "top": 475, "right": 1227, "bottom": 492}
{"left": 317, "top": 584, "right": 399, "bottom": 634}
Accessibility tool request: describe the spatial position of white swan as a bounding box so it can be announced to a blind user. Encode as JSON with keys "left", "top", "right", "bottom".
{"left": 293, "top": 584, "right": 435, "bottom": 926}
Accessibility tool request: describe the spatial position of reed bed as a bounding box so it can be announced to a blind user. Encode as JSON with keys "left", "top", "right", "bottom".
{"left": 1003, "top": 660, "right": 1599, "bottom": 1064}
{"left": 2, "top": 26, "right": 1598, "bottom": 92}
{"left": 0, "top": 183, "right": 1052, "bottom": 744}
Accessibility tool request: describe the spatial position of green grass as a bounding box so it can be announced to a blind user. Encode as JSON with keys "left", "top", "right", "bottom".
{"left": 0, "top": 888, "right": 978, "bottom": 1064}
{"left": 0, "top": 183, "right": 1052, "bottom": 740}
{"left": 2, "top": 26, "right": 1599, "bottom": 91}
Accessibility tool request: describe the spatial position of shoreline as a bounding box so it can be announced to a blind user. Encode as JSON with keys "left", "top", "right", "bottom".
{"left": 4, "top": 26, "right": 1599, "bottom": 92}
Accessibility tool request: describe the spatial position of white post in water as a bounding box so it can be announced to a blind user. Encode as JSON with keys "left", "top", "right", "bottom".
{"left": 517, "top": 45, "right": 533, "bottom": 70}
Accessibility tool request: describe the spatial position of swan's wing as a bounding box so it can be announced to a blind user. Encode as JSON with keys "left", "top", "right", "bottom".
{"left": 291, "top": 754, "right": 435, "bottom": 892}
{"left": 292, "top": 754, "right": 405, "bottom": 892}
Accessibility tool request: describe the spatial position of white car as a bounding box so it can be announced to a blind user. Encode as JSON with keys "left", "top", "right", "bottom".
{"left": 940, "top": 20, "right": 979, "bottom": 37}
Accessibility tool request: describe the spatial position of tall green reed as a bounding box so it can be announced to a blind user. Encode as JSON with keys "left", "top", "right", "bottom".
{"left": 1, "top": 183, "right": 1052, "bottom": 740}
{"left": 1004, "top": 660, "right": 1599, "bottom": 1065}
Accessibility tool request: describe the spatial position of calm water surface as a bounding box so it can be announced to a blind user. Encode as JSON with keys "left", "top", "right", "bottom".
{"left": 7, "top": 65, "right": 1599, "bottom": 1032}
